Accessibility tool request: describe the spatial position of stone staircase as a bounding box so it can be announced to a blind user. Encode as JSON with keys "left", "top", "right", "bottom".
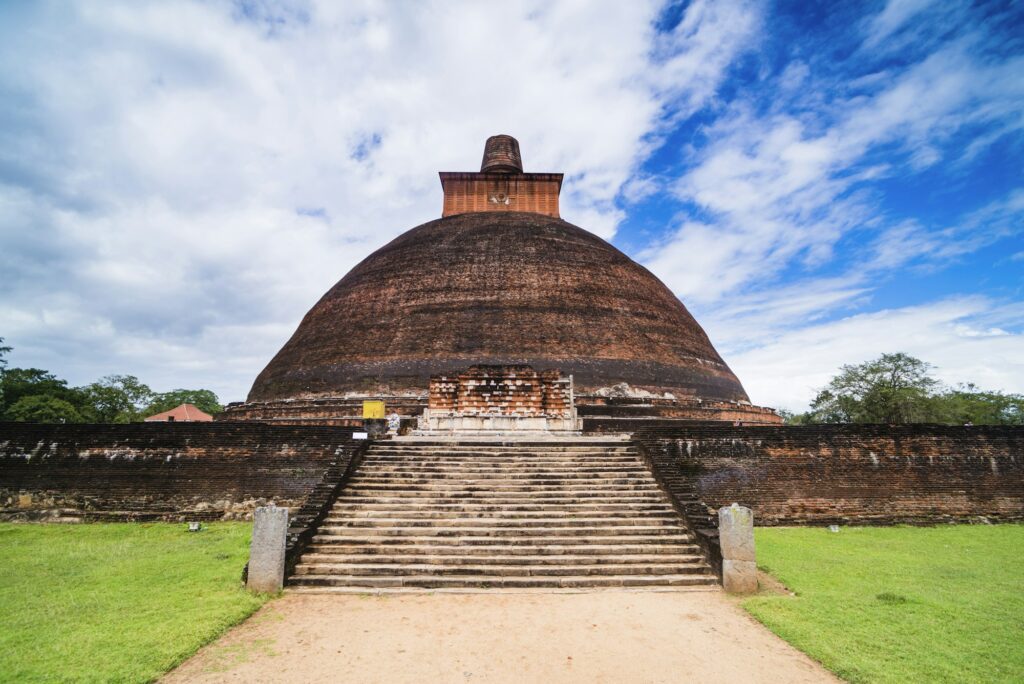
{"left": 288, "top": 439, "right": 716, "bottom": 592}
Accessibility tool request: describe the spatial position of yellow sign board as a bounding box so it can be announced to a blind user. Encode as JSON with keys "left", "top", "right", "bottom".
{"left": 362, "top": 400, "right": 385, "bottom": 419}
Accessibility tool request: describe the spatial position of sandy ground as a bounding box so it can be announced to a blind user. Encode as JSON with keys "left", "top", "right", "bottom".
{"left": 164, "top": 589, "right": 837, "bottom": 684}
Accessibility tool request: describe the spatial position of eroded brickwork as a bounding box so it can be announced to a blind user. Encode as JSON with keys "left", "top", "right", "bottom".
{"left": 428, "top": 365, "right": 572, "bottom": 418}
{"left": 0, "top": 423, "right": 366, "bottom": 522}
{"left": 220, "top": 396, "right": 427, "bottom": 425}
{"left": 636, "top": 425, "right": 1024, "bottom": 526}
{"left": 577, "top": 396, "right": 783, "bottom": 429}
{"left": 248, "top": 212, "right": 751, "bottom": 406}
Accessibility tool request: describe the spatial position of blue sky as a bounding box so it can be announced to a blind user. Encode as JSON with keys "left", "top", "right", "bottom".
{"left": 1, "top": 0, "right": 1022, "bottom": 410}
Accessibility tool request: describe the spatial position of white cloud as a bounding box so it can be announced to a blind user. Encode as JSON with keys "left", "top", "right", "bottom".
{"left": 635, "top": 4, "right": 1024, "bottom": 412}
{"left": 635, "top": 10, "right": 1024, "bottom": 423}
{"left": 728, "top": 297, "right": 1024, "bottom": 411}
{"left": 0, "top": 0, "right": 762, "bottom": 401}
{"left": 862, "top": 0, "right": 942, "bottom": 50}
{"left": 644, "top": 35, "right": 1024, "bottom": 305}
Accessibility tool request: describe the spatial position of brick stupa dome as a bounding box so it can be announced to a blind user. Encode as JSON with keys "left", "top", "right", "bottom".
{"left": 227, "top": 136, "right": 778, "bottom": 426}
{"left": 248, "top": 220, "right": 748, "bottom": 402}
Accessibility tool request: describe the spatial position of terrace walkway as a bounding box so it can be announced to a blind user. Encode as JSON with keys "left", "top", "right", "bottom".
{"left": 163, "top": 591, "right": 837, "bottom": 683}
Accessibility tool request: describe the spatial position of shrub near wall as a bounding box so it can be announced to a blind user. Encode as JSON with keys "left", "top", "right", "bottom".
{"left": 0, "top": 423, "right": 363, "bottom": 521}
{"left": 636, "top": 425, "right": 1024, "bottom": 526}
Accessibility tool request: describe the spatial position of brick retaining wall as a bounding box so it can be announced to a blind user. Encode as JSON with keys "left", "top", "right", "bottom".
{"left": 635, "top": 424, "right": 1024, "bottom": 526}
{"left": 5, "top": 423, "right": 1021, "bottom": 527}
{"left": 0, "top": 423, "right": 365, "bottom": 522}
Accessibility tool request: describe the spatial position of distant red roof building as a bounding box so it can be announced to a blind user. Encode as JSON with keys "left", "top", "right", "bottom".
{"left": 144, "top": 403, "right": 213, "bottom": 422}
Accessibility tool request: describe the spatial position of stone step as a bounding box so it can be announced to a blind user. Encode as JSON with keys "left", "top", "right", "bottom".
{"left": 339, "top": 492, "right": 665, "bottom": 501}
{"left": 355, "top": 468, "right": 653, "bottom": 476}
{"left": 359, "top": 463, "right": 651, "bottom": 471}
{"left": 360, "top": 464, "right": 647, "bottom": 475}
{"left": 288, "top": 440, "right": 711, "bottom": 591}
{"left": 379, "top": 440, "right": 631, "bottom": 445}
{"left": 366, "top": 454, "right": 641, "bottom": 461}
{"left": 319, "top": 516, "right": 682, "bottom": 528}
{"left": 310, "top": 532, "right": 694, "bottom": 545}
{"left": 298, "top": 552, "right": 706, "bottom": 565}
{"left": 370, "top": 446, "right": 638, "bottom": 452}
{"left": 330, "top": 507, "right": 677, "bottom": 519}
{"left": 288, "top": 574, "right": 717, "bottom": 589}
{"left": 373, "top": 444, "right": 636, "bottom": 449}
{"left": 365, "top": 448, "right": 639, "bottom": 454}
{"left": 314, "top": 525, "right": 690, "bottom": 538}
{"left": 292, "top": 562, "right": 710, "bottom": 577}
{"left": 355, "top": 467, "right": 649, "bottom": 476}
{"left": 364, "top": 452, "right": 639, "bottom": 459}
{"left": 364, "top": 456, "right": 643, "bottom": 466}
{"left": 343, "top": 483, "right": 662, "bottom": 493}
{"left": 360, "top": 459, "right": 644, "bottom": 468}
{"left": 365, "top": 454, "right": 640, "bottom": 461}
{"left": 347, "top": 476, "right": 658, "bottom": 486}
{"left": 357, "top": 472, "right": 652, "bottom": 480}
{"left": 332, "top": 502, "right": 676, "bottom": 513}
{"left": 332, "top": 500, "right": 676, "bottom": 511}
{"left": 335, "top": 491, "right": 674, "bottom": 502}
{"left": 304, "top": 543, "right": 703, "bottom": 556}
{"left": 287, "top": 585, "right": 714, "bottom": 595}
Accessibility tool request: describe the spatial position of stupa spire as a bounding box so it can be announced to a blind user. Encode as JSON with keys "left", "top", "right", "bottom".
{"left": 439, "top": 135, "right": 562, "bottom": 218}
{"left": 480, "top": 134, "right": 523, "bottom": 173}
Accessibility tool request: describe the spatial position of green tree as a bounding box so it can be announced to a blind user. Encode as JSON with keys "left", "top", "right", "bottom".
{"left": 144, "top": 388, "right": 222, "bottom": 417}
{"left": 0, "top": 368, "right": 92, "bottom": 421}
{"left": 931, "top": 384, "right": 1024, "bottom": 425}
{"left": 80, "top": 375, "right": 154, "bottom": 423}
{"left": 0, "top": 337, "right": 13, "bottom": 408}
{"left": 777, "top": 408, "right": 810, "bottom": 425}
{"left": 0, "top": 337, "right": 11, "bottom": 370}
{"left": 807, "top": 353, "right": 939, "bottom": 424}
{"left": 5, "top": 395, "right": 86, "bottom": 423}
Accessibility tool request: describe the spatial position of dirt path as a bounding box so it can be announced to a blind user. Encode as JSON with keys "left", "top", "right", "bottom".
{"left": 164, "top": 589, "right": 837, "bottom": 683}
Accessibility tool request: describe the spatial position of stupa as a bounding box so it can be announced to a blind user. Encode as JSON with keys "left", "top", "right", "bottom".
{"left": 221, "top": 135, "right": 781, "bottom": 428}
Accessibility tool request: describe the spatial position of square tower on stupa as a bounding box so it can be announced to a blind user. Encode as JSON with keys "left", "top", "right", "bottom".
{"left": 439, "top": 134, "right": 563, "bottom": 218}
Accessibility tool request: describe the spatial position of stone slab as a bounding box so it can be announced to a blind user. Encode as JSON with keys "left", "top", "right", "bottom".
{"left": 248, "top": 505, "right": 289, "bottom": 593}
{"left": 723, "top": 559, "right": 758, "bottom": 594}
{"left": 719, "top": 503, "right": 756, "bottom": 562}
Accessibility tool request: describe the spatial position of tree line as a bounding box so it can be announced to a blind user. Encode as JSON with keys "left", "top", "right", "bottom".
{"left": 0, "top": 338, "right": 222, "bottom": 423}
{"left": 2, "top": 338, "right": 1021, "bottom": 425}
{"left": 781, "top": 353, "right": 1024, "bottom": 425}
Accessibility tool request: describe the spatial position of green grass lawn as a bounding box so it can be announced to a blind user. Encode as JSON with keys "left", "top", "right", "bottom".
{"left": 744, "top": 524, "right": 1024, "bottom": 683}
{"left": 0, "top": 522, "right": 267, "bottom": 683}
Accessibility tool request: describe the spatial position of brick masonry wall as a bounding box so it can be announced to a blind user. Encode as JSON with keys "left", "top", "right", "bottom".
{"left": 219, "top": 396, "right": 427, "bottom": 425}
{"left": 577, "top": 396, "right": 782, "bottom": 423}
{"left": 428, "top": 365, "right": 572, "bottom": 418}
{"left": 635, "top": 424, "right": 1024, "bottom": 526}
{"left": 440, "top": 173, "right": 562, "bottom": 218}
{"left": 0, "top": 423, "right": 365, "bottom": 522}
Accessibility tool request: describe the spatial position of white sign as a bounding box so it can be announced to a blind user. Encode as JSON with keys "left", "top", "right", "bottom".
{"left": 353, "top": 432, "right": 369, "bottom": 440}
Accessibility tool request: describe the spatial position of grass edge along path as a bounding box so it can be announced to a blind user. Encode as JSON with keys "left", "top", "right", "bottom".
{"left": 741, "top": 524, "right": 1024, "bottom": 684}
{"left": 0, "top": 522, "right": 269, "bottom": 684}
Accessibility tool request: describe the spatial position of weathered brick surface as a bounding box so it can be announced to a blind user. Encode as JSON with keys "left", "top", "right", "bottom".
{"left": 247, "top": 212, "right": 751, "bottom": 406}
{"left": 440, "top": 173, "right": 563, "bottom": 218}
{"left": 635, "top": 425, "right": 1024, "bottom": 526}
{"left": 0, "top": 423, "right": 366, "bottom": 522}
{"left": 480, "top": 134, "right": 524, "bottom": 173}
{"left": 578, "top": 396, "right": 783, "bottom": 428}
{"left": 428, "top": 365, "right": 572, "bottom": 418}
{"left": 220, "top": 396, "right": 427, "bottom": 424}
